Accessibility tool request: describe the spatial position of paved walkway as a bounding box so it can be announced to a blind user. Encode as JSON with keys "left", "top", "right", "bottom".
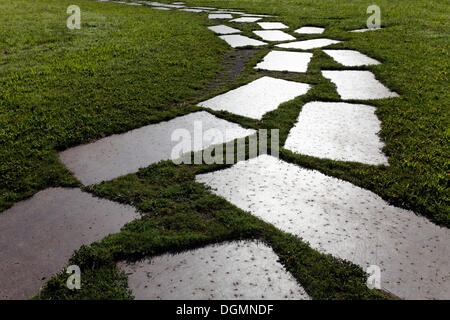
{"left": 0, "top": 1, "right": 448, "bottom": 300}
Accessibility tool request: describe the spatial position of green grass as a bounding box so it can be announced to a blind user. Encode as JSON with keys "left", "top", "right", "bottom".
{"left": 0, "top": 0, "right": 227, "bottom": 209}
{"left": 1, "top": 0, "right": 448, "bottom": 299}
{"left": 38, "top": 161, "right": 387, "bottom": 300}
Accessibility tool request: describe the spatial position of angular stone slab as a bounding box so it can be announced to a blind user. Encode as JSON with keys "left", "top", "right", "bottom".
{"left": 242, "top": 14, "right": 275, "bottom": 18}
{"left": 350, "top": 27, "right": 382, "bottom": 33}
{"left": 322, "top": 70, "right": 399, "bottom": 100}
{"left": 119, "top": 240, "right": 311, "bottom": 300}
{"left": 190, "top": 6, "right": 216, "bottom": 10}
{"left": 294, "top": 26, "right": 325, "bottom": 34}
{"left": 323, "top": 50, "right": 381, "bottom": 67}
{"left": 198, "top": 76, "right": 311, "bottom": 120}
{"left": 208, "top": 13, "right": 233, "bottom": 19}
{"left": 148, "top": 2, "right": 184, "bottom": 8}
{"left": 284, "top": 102, "right": 388, "bottom": 165}
{"left": 257, "top": 22, "right": 289, "bottom": 30}
{"left": 211, "top": 10, "right": 246, "bottom": 15}
{"left": 59, "top": 112, "right": 255, "bottom": 185}
{"left": 151, "top": 6, "right": 171, "bottom": 10}
{"left": 218, "top": 34, "right": 267, "bottom": 48}
{"left": 230, "top": 17, "right": 262, "bottom": 23}
{"left": 253, "top": 30, "right": 296, "bottom": 42}
{"left": 196, "top": 155, "right": 450, "bottom": 300}
{"left": 208, "top": 25, "right": 241, "bottom": 35}
{"left": 255, "top": 50, "right": 313, "bottom": 73}
{"left": 179, "top": 8, "right": 203, "bottom": 13}
{"left": 0, "top": 188, "right": 139, "bottom": 300}
{"left": 276, "top": 38, "right": 341, "bottom": 50}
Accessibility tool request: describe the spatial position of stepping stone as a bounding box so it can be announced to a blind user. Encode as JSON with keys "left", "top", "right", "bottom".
{"left": 252, "top": 30, "right": 296, "bottom": 42}
{"left": 284, "top": 102, "right": 388, "bottom": 165}
{"left": 323, "top": 50, "right": 380, "bottom": 67}
{"left": 118, "top": 240, "right": 311, "bottom": 300}
{"left": 257, "top": 22, "right": 289, "bottom": 30}
{"left": 241, "top": 14, "right": 274, "bottom": 17}
{"left": 218, "top": 34, "right": 266, "bottom": 48}
{"left": 196, "top": 155, "right": 450, "bottom": 300}
{"left": 172, "top": 1, "right": 185, "bottom": 4}
{"left": 190, "top": 6, "right": 216, "bottom": 10}
{"left": 126, "top": 2, "right": 142, "bottom": 5}
{"left": 276, "top": 38, "right": 341, "bottom": 50}
{"left": 148, "top": 2, "right": 184, "bottom": 8}
{"left": 151, "top": 6, "right": 171, "bottom": 10}
{"left": 230, "top": 17, "right": 262, "bottom": 23}
{"left": 208, "top": 13, "right": 233, "bottom": 19}
{"left": 0, "top": 188, "right": 139, "bottom": 300}
{"left": 350, "top": 27, "right": 382, "bottom": 33}
{"left": 179, "top": 8, "right": 203, "bottom": 12}
{"left": 255, "top": 50, "right": 313, "bottom": 73}
{"left": 211, "top": 10, "right": 246, "bottom": 15}
{"left": 322, "top": 70, "right": 399, "bottom": 100}
{"left": 59, "top": 112, "right": 254, "bottom": 185}
{"left": 208, "top": 25, "right": 241, "bottom": 35}
{"left": 294, "top": 26, "right": 325, "bottom": 34}
{"left": 198, "top": 76, "right": 311, "bottom": 120}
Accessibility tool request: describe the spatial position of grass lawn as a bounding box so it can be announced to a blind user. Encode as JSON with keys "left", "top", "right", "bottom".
{"left": 1, "top": 0, "right": 448, "bottom": 299}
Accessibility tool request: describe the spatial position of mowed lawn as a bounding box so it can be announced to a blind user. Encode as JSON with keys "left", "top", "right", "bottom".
{"left": 0, "top": 0, "right": 448, "bottom": 299}
{"left": 0, "top": 0, "right": 226, "bottom": 211}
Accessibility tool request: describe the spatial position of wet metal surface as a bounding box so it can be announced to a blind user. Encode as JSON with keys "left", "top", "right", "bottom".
{"left": 323, "top": 50, "right": 381, "bottom": 66}
{"left": 294, "top": 26, "right": 324, "bottom": 34}
{"left": 252, "top": 30, "right": 296, "bottom": 42}
{"left": 218, "top": 34, "right": 267, "bottom": 48}
{"left": 322, "top": 70, "right": 399, "bottom": 100}
{"left": 208, "top": 25, "right": 241, "bottom": 35}
{"left": 0, "top": 188, "right": 139, "bottom": 300}
{"left": 257, "top": 22, "right": 289, "bottom": 30}
{"left": 284, "top": 102, "right": 388, "bottom": 165}
{"left": 59, "top": 112, "right": 255, "bottom": 185}
{"left": 196, "top": 155, "right": 450, "bottom": 299}
{"left": 119, "top": 240, "right": 311, "bottom": 300}
{"left": 276, "top": 38, "right": 341, "bottom": 50}
{"left": 255, "top": 50, "right": 313, "bottom": 73}
{"left": 198, "top": 76, "right": 311, "bottom": 120}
